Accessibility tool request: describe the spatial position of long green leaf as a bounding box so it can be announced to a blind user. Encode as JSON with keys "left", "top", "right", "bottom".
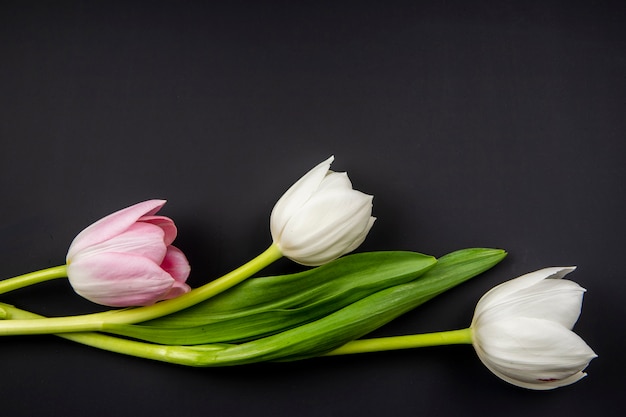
{"left": 103, "top": 251, "right": 437, "bottom": 344}
{"left": 188, "top": 247, "right": 506, "bottom": 366}
{"left": 0, "top": 248, "right": 505, "bottom": 367}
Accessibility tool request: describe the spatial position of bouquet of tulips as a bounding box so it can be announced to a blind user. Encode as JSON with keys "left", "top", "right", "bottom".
{"left": 0, "top": 157, "right": 596, "bottom": 390}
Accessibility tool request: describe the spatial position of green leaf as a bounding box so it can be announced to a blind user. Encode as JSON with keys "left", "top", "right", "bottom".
{"left": 189, "top": 247, "right": 506, "bottom": 366}
{"left": 103, "top": 251, "right": 437, "bottom": 344}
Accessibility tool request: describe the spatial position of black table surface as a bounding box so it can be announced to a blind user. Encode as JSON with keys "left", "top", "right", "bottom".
{"left": 1, "top": 1, "right": 623, "bottom": 416}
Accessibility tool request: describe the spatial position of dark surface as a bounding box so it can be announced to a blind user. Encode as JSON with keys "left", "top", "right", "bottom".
{"left": 1, "top": 1, "right": 623, "bottom": 416}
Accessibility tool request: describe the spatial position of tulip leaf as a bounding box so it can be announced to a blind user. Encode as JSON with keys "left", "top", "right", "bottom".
{"left": 186, "top": 247, "right": 506, "bottom": 365}
{"left": 103, "top": 251, "right": 437, "bottom": 344}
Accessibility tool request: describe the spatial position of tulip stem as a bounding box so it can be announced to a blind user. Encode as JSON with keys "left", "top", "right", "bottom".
{"left": 0, "top": 265, "right": 68, "bottom": 295}
{"left": 0, "top": 244, "right": 283, "bottom": 335}
{"left": 0, "top": 301, "right": 474, "bottom": 366}
{"left": 324, "top": 329, "right": 473, "bottom": 356}
{"left": 0, "top": 302, "right": 213, "bottom": 365}
{"left": 0, "top": 302, "right": 473, "bottom": 367}
{"left": 101, "top": 243, "right": 284, "bottom": 323}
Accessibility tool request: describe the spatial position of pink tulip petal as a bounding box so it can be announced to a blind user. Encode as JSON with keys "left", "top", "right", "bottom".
{"left": 67, "top": 252, "right": 177, "bottom": 307}
{"left": 67, "top": 200, "right": 166, "bottom": 261}
{"left": 140, "top": 215, "right": 177, "bottom": 246}
{"left": 161, "top": 280, "right": 192, "bottom": 300}
{"left": 71, "top": 222, "right": 167, "bottom": 264}
{"left": 160, "top": 245, "right": 191, "bottom": 282}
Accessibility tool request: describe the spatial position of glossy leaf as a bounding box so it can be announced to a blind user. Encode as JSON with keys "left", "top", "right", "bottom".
{"left": 103, "top": 251, "right": 437, "bottom": 344}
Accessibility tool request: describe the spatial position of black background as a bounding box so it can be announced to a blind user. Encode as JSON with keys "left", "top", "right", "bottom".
{"left": 1, "top": 1, "right": 623, "bottom": 416}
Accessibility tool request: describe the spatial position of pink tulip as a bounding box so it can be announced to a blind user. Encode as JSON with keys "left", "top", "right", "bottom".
{"left": 66, "top": 200, "right": 191, "bottom": 307}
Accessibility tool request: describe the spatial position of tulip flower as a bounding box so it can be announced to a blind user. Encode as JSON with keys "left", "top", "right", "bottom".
{"left": 0, "top": 200, "right": 191, "bottom": 308}
{"left": 66, "top": 200, "right": 191, "bottom": 307}
{"left": 326, "top": 266, "right": 596, "bottom": 390}
{"left": 0, "top": 156, "right": 376, "bottom": 335}
{"left": 0, "top": 247, "right": 506, "bottom": 366}
{"left": 270, "top": 156, "right": 375, "bottom": 266}
{"left": 470, "top": 266, "right": 597, "bottom": 389}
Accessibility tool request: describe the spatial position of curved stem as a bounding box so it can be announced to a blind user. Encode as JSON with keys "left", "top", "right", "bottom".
{"left": 0, "top": 302, "right": 472, "bottom": 367}
{"left": 0, "top": 265, "right": 68, "bottom": 295}
{"left": 324, "top": 328, "right": 473, "bottom": 356}
{"left": 0, "top": 302, "right": 217, "bottom": 366}
{"left": 0, "top": 244, "right": 283, "bottom": 336}
{"left": 102, "top": 243, "right": 283, "bottom": 323}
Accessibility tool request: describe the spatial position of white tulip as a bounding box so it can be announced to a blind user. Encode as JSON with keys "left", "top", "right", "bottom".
{"left": 270, "top": 156, "right": 375, "bottom": 266}
{"left": 471, "top": 267, "right": 597, "bottom": 390}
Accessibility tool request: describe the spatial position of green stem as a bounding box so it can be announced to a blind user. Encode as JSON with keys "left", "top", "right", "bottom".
{"left": 324, "top": 328, "right": 473, "bottom": 356}
{"left": 0, "top": 265, "right": 68, "bottom": 295}
{"left": 0, "top": 244, "right": 283, "bottom": 336}
{"left": 0, "top": 302, "right": 473, "bottom": 367}
{"left": 0, "top": 303, "right": 213, "bottom": 366}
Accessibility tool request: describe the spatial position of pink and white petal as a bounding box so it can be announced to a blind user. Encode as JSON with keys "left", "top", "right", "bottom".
{"left": 72, "top": 222, "right": 167, "bottom": 264}
{"left": 67, "top": 252, "right": 175, "bottom": 307}
{"left": 67, "top": 200, "right": 166, "bottom": 260}
{"left": 140, "top": 215, "right": 177, "bottom": 246}
{"left": 161, "top": 280, "right": 191, "bottom": 300}
{"left": 160, "top": 245, "right": 191, "bottom": 282}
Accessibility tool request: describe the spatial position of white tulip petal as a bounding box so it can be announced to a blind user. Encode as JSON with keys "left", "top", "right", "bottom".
{"left": 270, "top": 156, "right": 334, "bottom": 241}
{"left": 473, "top": 317, "right": 597, "bottom": 390}
{"left": 282, "top": 188, "right": 370, "bottom": 241}
{"left": 270, "top": 156, "right": 374, "bottom": 265}
{"left": 474, "top": 267, "right": 576, "bottom": 315}
{"left": 482, "top": 364, "right": 587, "bottom": 391}
{"left": 316, "top": 171, "right": 353, "bottom": 192}
{"left": 342, "top": 216, "right": 377, "bottom": 254}
{"left": 471, "top": 266, "right": 596, "bottom": 390}
{"left": 473, "top": 279, "right": 585, "bottom": 330}
{"left": 281, "top": 192, "right": 372, "bottom": 254}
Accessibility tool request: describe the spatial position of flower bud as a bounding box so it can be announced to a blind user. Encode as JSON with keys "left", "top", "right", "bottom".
{"left": 470, "top": 267, "right": 597, "bottom": 390}
{"left": 270, "top": 156, "right": 375, "bottom": 266}
{"left": 66, "top": 200, "right": 191, "bottom": 307}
